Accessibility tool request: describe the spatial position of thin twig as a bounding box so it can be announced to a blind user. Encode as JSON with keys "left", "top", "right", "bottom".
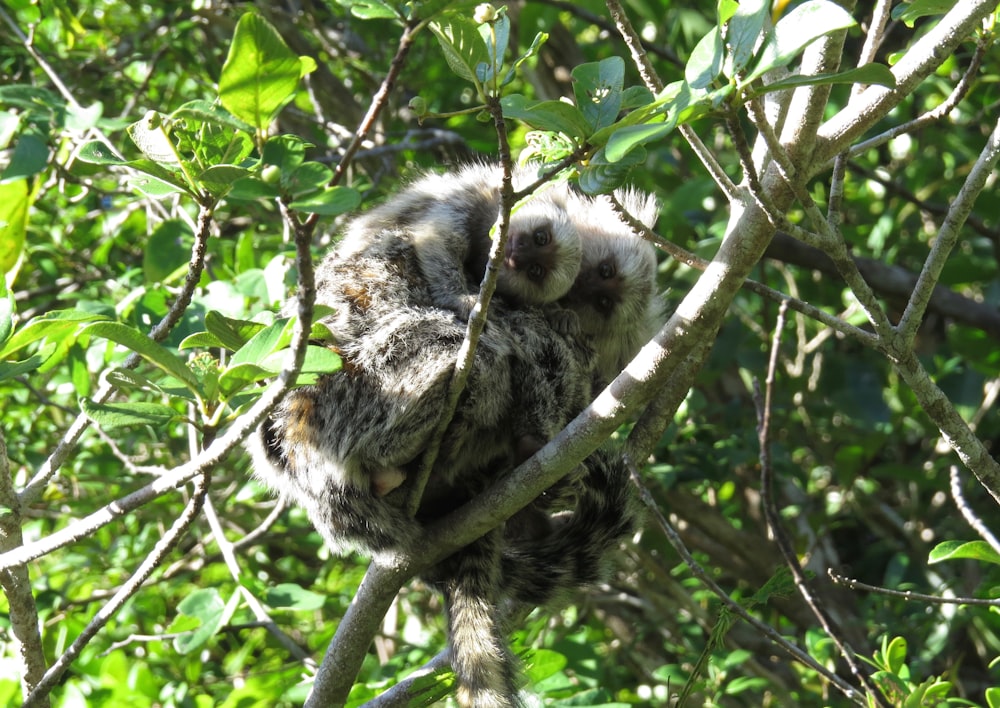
{"left": 623, "top": 454, "right": 866, "bottom": 705}
{"left": 19, "top": 204, "right": 215, "bottom": 506}
{"left": 753, "top": 303, "right": 881, "bottom": 704}
{"left": 846, "top": 38, "right": 987, "bottom": 161}
{"left": 604, "top": 0, "right": 738, "bottom": 202}
{"left": 22, "top": 471, "right": 211, "bottom": 707}
{"left": 0, "top": 204, "right": 317, "bottom": 572}
{"left": 896, "top": 114, "right": 1000, "bottom": 344}
{"left": 405, "top": 95, "right": 517, "bottom": 516}
{"left": 829, "top": 570, "right": 1000, "bottom": 607}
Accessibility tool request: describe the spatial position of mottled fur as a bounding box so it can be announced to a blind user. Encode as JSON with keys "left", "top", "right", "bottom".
{"left": 335, "top": 163, "right": 582, "bottom": 323}
{"left": 247, "top": 168, "right": 661, "bottom": 707}
{"left": 561, "top": 189, "right": 664, "bottom": 384}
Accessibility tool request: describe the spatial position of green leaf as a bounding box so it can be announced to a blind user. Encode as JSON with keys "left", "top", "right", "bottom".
{"left": 891, "top": 0, "right": 957, "bottom": 27}
{"left": 928, "top": 540, "right": 1000, "bottom": 566}
{"left": 500, "top": 95, "right": 592, "bottom": 138}
{"left": 985, "top": 686, "right": 1000, "bottom": 708}
{"left": 170, "top": 100, "right": 255, "bottom": 133}
{"left": 572, "top": 57, "right": 624, "bottom": 133}
{"left": 883, "top": 635, "right": 907, "bottom": 675}
{"left": 144, "top": 219, "right": 193, "bottom": 284}
{"left": 288, "top": 186, "right": 362, "bottom": 215}
{"left": 80, "top": 398, "right": 182, "bottom": 429}
{"left": 605, "top": 122, "right": 673, "bottom": 163}
{"left": 0, "top": 351, "right": 48, "bottom": 381}
{"left": 104, "top": 368, "right": 165, "bottom": 394}
{"left": 339, "top": 0, "right": 399, "bottom": 19}
{"left": 77, "top": 141, "right": 127, "bottom": 164}
{"left": 82, "top": 321, "right": 201, "bottom": 392}
{"left": 127, "top": 111, "right": 180, "bottom": 165}
{"left": 203, "top": 312, "right": 269, "bottom": 351}
{"left": 230, "top": 319, "right": 291, "bottom": 367}
{"left": 686, "top": 26, "right": 724, "bottom": 89}
{"left": 0, "top": 309, "right": 108, "bottom": 359}
{"left": 218, "top": 361, "right": 273, "bottom": 398}
{"left": 725, "top": 0, "right": 770, "bottom": 76}
{"left": 262, "top": 134, "right": 309, "bottom": 172}
{"left": 265, "top": 583, "right": 326, "bottom": 611}
{"left": 218, "top": 12, "right": 313, "bottom": 131}
{"left": 476, "top": 13, "right": 509, "bottom": 83}
{"left": 260, "top": 344, "right": 341, "bottom": 376}
{"left": 0, "top": 280, "right": 12, "bottom": 345}
{"left": 502, "top": 30, "right": 548, "bottom": 88}
{"left": 429, "top": 14, "right": 490, "bottom": 85}
{"left": 577, "top": 146, "right": 647, "bottom": 194}
{"left": 745, "top": 0, "right": 857, "bottom": 84}
{"left": 751, "top": 63, "right": 896, "bottom": 96}
{"left": 285, "top": 161, "right": 334, "bottom": 196}
{"left": 173, "top": 588, "right": 230, "bottom": 655}
{"left": 0, "top": 179, "right": 29, "bottom": 282}
{"left": 1, "top": 131, "right": 49, "bottom": 181}
{"left": 226, "top": 175, "right": 280, "bottom": 201}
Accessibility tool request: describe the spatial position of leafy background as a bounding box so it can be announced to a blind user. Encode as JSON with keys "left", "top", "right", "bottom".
{"left": 1, "top": 0, "right": 1000, "bottom": 706}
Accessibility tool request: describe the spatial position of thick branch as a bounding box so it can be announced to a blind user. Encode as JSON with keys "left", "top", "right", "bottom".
{"left": 814, "top": 0, "right": 996, "bottom": 168}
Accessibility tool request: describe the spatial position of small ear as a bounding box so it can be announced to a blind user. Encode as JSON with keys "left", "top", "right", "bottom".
{"left": 613, "top": 188, "right": 660, "bottom": 230}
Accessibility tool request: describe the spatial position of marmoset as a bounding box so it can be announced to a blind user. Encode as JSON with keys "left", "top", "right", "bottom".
{"left": 334, "top": 163, "right": 583, "bottom": 324}
{"left": 561, "top": 188, "right": 664, "bottom": 384}
{"left": 248, "top": 166, "right": 662, "bottom": 708}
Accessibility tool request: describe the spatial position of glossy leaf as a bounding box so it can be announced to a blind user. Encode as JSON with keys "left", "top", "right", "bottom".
{"left": 288, "top": 186, "right": 361, "bottom": 215}
{"left": 928, "top": 540, "right": 1000, "bottom": 566}
{"left": 82, "top": 321, "right": 200, "bottom": 391}
{"left": 686, "top": 26, "right": 723, "bottom": 89}
{"left": 745, "top": 1, "right": 857, "bottom": 84}
{"left": 80, "top": 398, "right": 182, "bottom": 428}
{"left": 430, "top": 14, "right": 490, "bottom": 86}
{"left": 218, "top": 13, "right": 313, "bottom": 131}
{"left": 725, "top": 0, "right": 770, "bottom": 76}
{"left": 500, "top": 95, "right": 591, "bottom": 138}
{"left": 0, "top": 179, "right": 29, "bottom": 282}
{"left": 572, "top": 57, "right": 624, "bottom": 133}
{"left": 750, "top": 63, "right": 896, "bottom": 96}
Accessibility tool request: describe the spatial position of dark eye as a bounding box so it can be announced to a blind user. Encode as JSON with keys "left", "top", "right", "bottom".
{"left": 598, "top": 260, "right": 616, "bottom": 279}
{"left": 532, "top": 227, "right": 551, "bottom": 247}
{"left": 527, "top": 263, "right": 546, "bottom": 282}
{"left": 596, "top": 295, "right": 615, "bottom": 314}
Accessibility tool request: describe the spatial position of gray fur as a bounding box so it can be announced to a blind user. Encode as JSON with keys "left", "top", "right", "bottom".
{"left": 247, "top": 166, "right": 661, "bottom": 707}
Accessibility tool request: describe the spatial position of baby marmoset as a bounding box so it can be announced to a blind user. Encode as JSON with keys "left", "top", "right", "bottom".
{"left": 334, "top": 162, "right": 583, "bottom": 324}
{"left": 560, "top": 188, "right": 663, "bottom": 384}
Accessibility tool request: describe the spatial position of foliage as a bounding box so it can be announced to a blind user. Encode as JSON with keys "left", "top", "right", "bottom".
{"left": 1, "top": 0, "right": 1000, "bottom": 706}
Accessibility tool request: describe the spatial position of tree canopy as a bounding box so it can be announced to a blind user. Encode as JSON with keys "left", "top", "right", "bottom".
{"left": 1, "top": 0, "right": 1000, "bottom": 706}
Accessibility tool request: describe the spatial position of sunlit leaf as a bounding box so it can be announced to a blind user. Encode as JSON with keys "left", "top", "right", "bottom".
{"left": 430, "top": 14, "right": 490, "bottom": 85}
{"left": 82, "top": 321, "right": 200, "bottom": 391}
{"left": 929, "top": 540, "right": 1000, "bottom": 566}
{"left": 218, "top": 12, "right": 313, "bottom": 131}
{"left": 288, "top": 186, "right": 361, "bottom": 215}
{"left": 500, "top": 95, "right": 592, "bottom": 138}
{"left": 0, "top": 179, "right": 29, "bottom": 283}
{"left": 80, "top": 398, "right": 182, "bottom": 428}
{"left": 745, "top": 0, "right": 857, "bottom": 84}
{"left": 725, "top": 0, "right": 770, "bottom": 76}
{"left": 572, "top": 57, "right": 624, "bottom": 132}
{"left": 686, "top": 26, "right": 724, "bottom": 89}
{"left": 265, "top": 583, "right": 326, "bottom": 611}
